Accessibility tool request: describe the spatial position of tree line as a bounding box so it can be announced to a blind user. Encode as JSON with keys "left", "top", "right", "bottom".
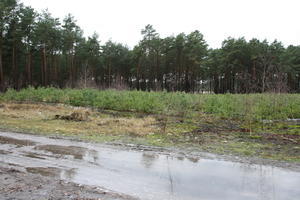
{"left": 1, "top": 0, "right": 299, "bottom": 93}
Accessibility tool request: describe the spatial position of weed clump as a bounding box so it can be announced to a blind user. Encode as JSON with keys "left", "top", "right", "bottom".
{"left": 55, "top": 111, "right": 90, "bottom": 122}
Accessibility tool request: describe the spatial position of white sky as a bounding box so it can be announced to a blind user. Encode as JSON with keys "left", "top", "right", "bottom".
{"left": 21, "top": 0, "right": 300, "bottom": 49}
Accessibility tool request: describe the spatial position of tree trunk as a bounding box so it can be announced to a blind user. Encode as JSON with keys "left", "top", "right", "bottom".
{"left": 155, "top": 51, "right": 160, "bottom": 91}
{"left": 262, "top": 63, "right": 266, "bottom": 93}
{"left": 84, "top": 60, "right": 88, "bottom": 88}
{"left": 12, "top": 43, "right": 18, "bottom": 89}
{"left": 297, "top": 74, "right": 300, "bottom": 92}
{"left": 72, "top": 54, "right": 76, "bottom": 88}
{"left": 184, "top": 64, "right": 190, "bottom": 92}
{"left": 108, "top": 59, "right": 111, "bottom": 88}
{"left": 136, "top": 58, "right": 141, "bottom": 90}
{"left": 68, "top": 49, "right": 74, "bottom": 88}
{"left": 176, "top": 50, "right": 182, "bottom": 91}
{"left": 54, "top": 55, "right": 58, "bottom": 84}
{"left": 213, "top": 74, "right": 219, "bottom": 94}
{"left": 41, "top": 44, "right": 46, "bottom": 86}
{"left": 26, "top": 52, "right": 32, "bottom": 86}
{"left": 71, "top": 54, "right": 75, "bottom": 88}
{"left": 0, "top": 41, "right": 3, "bottom": 92}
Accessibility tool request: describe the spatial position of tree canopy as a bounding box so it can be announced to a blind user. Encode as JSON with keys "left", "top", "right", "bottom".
{"left": 0, "top": 1, "right": 299, "bottom": 93}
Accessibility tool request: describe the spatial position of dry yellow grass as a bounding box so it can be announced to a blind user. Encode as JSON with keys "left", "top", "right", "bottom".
{"left": 0, "top": 103, "right": 161, "bottom": 137}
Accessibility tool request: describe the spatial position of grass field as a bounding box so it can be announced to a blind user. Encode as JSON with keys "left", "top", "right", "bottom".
{"left": 1, "top": 87, "right": 300, "bottom": 120}
{"left": 0, "top": 87, "right": 299, "bottom": 162}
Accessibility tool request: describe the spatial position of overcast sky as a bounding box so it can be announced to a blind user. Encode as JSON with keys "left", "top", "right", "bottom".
{"left": 21, "top": 0, "right": 300, "bottom": 49}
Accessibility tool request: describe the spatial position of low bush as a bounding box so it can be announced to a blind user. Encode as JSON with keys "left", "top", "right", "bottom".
{"left": 1, "top": 87, "right": 299, "bottom": 120}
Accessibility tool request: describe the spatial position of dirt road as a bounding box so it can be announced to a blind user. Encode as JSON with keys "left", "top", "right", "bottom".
{"left": 1, "top": 131, "right": 300, "bottom": 200}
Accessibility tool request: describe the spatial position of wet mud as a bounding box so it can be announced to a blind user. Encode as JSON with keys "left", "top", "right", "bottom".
{"left": 26, "top": 167, "right": 62, "bottom": 177}
{"left": 0, "top": 166, "right": 135, "bottom": 200}
{"left": 0, "top": 131, "right": 300, "bottom": 200}
{"left": 35, "top": 145, "right": 92, "bottom": 160}
{"left": 23, "top": 152, "right": 46, "bottom": 160}
{"left": 0, "top": 135, "right": 36, "bottom": 147}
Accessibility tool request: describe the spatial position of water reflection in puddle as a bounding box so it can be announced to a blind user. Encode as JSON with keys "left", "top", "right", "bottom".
{"left": 0, "top": 131, "right": 300, "bottom": 200}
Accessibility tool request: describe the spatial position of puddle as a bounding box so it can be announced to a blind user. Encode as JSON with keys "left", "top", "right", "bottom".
{"left": 64, "top": 151, "right": 300, "bottom": 200}
{"left": 35, "top": 145, "right": 97, "bottom": 160}
{"left": 0, "top": 136, "right": 36, "bottom": 147}
{"left": 0, "top": 131, "right": 300, "bottom": 200}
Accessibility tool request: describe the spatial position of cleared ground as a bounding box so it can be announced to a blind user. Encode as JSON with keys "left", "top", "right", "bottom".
{"left": 0, "top": 102, "right": 299, "bottom": 162}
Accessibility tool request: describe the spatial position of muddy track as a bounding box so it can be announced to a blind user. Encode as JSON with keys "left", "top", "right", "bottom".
{"left": 1, "top": 131, "right": 300, "bottom": 200}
